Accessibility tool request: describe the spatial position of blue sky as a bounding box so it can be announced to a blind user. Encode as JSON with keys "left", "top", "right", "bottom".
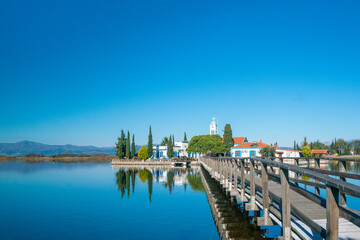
{"left": 1, "top": 0, "right": 359, "bottom": 147}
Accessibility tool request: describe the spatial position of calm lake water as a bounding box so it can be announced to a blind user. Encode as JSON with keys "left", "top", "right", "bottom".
{"left": 0, "top": 161, "right": 266, "bottom": 240}
{"left": 2, "top": 161, "right": 357, "bottom": 240}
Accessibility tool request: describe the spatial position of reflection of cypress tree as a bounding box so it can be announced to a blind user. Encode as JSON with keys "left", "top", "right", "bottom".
{"left": 115, "top": 170, "right": 126, "bottom": 198}
{"left": 131, "top": 170, "right": 136, "bottom": 194}
{"left": 126, "top": 170, "right": 130, "bottom": 197}
{"left": 187, "top": 174, "right": 204, "bottom": 192}
{"left": 147, "top": 171, "right": 153, "bottom": 203}
{"left": 167, "top": 171, "right": 174, "bottom": 194}
{"left": 184, "top": 183, "right": 187, "bottom": 192}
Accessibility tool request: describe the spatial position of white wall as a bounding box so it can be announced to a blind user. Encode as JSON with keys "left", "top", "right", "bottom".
{"left": 231, "top": 148, "right": 300, "bottom": 158}
{"left": 231, "top": 148, "right": 260, "bottom": 157}
{"left": 275, "top": 151, "right": 300, "bottom": 158}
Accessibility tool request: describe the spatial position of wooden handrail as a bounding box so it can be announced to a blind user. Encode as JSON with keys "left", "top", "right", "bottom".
{"left": 210, "top": 157, "right": 360, "bottom": 197}
{"left": 269, "top": 156, "right": 360, "bottom": 163}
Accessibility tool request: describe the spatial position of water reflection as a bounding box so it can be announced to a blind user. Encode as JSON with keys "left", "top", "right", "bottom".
{"left": 115, "top": 166, "right": 204, "bottom": 202}
{"left": 328, "top": 160, "right": 360, "bottom": 174}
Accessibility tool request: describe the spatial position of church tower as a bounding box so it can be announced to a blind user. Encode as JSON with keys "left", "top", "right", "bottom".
{"left": 210, "top": 117, "right": 218, "bottom": 135}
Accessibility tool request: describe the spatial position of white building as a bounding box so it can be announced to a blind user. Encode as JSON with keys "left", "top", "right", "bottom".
{"left": 231, "top": 140, "right": 269, "bottom": 157}
{"left": 210, "top": 117, "right": 218, "bottom": 135}
{"left": 275, "top": 145, "right": 301, "bottom": 158}
{"left": 152, "top": 141, "right": 189, "bottom": 159}
{"left": 231, "top": 140, "right": 300, "bottom": 158}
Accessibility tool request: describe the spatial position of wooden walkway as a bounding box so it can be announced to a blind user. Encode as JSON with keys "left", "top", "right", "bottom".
{"left": 200, "top": 157, "right": 360, "bottom": 240}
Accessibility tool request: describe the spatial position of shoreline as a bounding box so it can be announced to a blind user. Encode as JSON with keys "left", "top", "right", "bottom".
{"left": 0, "top": 155, "right": 114, "bottom": 163}
{"left": 110, "top": 160, "right": 200, "bottom": 166}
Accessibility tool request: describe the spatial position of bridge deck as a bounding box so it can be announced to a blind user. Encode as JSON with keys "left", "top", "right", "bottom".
{"left": 202, "top": 162, "right": 360, "bottom": 240}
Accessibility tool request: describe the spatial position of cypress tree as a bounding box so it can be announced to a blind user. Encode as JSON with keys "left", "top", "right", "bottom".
{"left": 115, "top": 130, "right": 126, "bottom": 159}
{"left": 126, "top": 131, "right": 131, "bottom": 159}
{"left": 184, "top": 132, "right": 188, "bottom": 142}
{"left": 131, "top": 134, "right": 135, "bottom": 159}
{"left": 223, "top": 124, "right": 234, "bottom": 150}
{"left": 167, "top": 135, "right": 174, "bottom": 158}
{"left": 148, "top": 126, "right": 153, "bottom": 159}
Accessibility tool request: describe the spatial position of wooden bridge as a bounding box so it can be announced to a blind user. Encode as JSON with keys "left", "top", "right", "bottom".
{"left": 200, "top": 156, "right": 360, "bottom": 240}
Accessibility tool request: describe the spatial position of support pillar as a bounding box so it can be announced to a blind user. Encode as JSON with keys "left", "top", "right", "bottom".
{"left": 339, "top": 160, "right": 347, "bottom": 206}
{"left": 245, "top": 159, "right": 259, "bottom": 211}
{"left": 326, "top": 185, "right": 339, "bottom": 240}
{"left": 315, "top": 158, "right": 320, "bottom": 196}
{"left": 279, "top": 168, "right": 291, "bottom": 240}
{"left": 258, "top": 163, "right": 273, "bottom": 226}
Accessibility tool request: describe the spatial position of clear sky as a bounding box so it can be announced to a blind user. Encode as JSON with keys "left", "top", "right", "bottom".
{"left": 1, "top": 0, "right": 359, "bottom": 147}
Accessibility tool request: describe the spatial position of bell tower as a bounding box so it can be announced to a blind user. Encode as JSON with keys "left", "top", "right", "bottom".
{"left": 210, "top": 117, "right": 218, "bottom": 135}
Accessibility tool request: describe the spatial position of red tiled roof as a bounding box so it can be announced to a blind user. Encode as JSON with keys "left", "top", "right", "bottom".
{"left": 233, "top": 137, "right": 247, "bottom": 144}
{"left": 231, "top": 141, "right": 270, "bottom": 149}
{"left": 222, "top": 137, "right": 247, "bottom": 144}
{"left": 311, "top": 149, "right": 328, "bottom": 154}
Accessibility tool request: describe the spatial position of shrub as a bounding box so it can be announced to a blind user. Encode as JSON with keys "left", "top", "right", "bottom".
{"left": 138, "top": 145, "right": 149, "bottom": 160}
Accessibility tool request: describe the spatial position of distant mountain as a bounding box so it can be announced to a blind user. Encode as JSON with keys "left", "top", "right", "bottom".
{"left": 0, "top": 141, "right": 140, "bottom": 156}
{"left": 279, "top": 147, "right": 293, "bottom": 150}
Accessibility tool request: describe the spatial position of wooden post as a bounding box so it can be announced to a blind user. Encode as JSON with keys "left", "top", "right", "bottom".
{"left": 234, "top": 159, "right": 238, "bottom": 190}
{"left": 224, "top": 159, "right": 228, "bottom": 188}
{"left": 280, "top": 168, "right": 291, "bottom": 240}
{"left": 258, "top": 162, "right": 272, "bottom": 226}
{"left": 339, "top": 160, "right": 347, "bottom": 206}
{"left": 239, "top": 159, "right": 247, "bottom": 202}
{"left": 245, "top": 159, "right": 258, "bottom": 210}
{"left": 294, "top": 158, "right": 299, "bottom": 186}
{"left": 228, "top": 159, "right": 233, "bottom": 190}
{"left": 315, "top": 158, "right": 320, "bottom": 196}
{"left": 326, "top": 185, "right": 339, "bottom": 240}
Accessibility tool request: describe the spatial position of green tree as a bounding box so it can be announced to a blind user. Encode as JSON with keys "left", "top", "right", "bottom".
{"left": 115, "top": 130, "right": 126, "bottom": 159}
{"left": 138, "top": 145, "right": 149, "bottom": 160}
{"left": 161, "top": 137, "right": 169, "bottom": 145}
{"left": 259, "top": 146, "right": 276, "bottom": 157}
{"left": 353, "top": 140, "right": 360, "bottom": 154}
{"left": 302, "top": 146, "right": 312, "bottom": 157}
{"left": 126, "top": 131, "right": 131, "bottom": 159}
{"left": 148, "top": 126, "right": 153, "bottom": 159}
{"left": 131, "top": 134, "right": 135, "bottom": 159}
{"left": 336, "top": 139, "right": 347, "bottom": 155}
{"left": 187, "top": 135, "right": 229, "bottom": 154}
{"left": 167, "top": 135, "right": 174, "bottom": 158}
{"left": 302, "top": 137, "right": 308, "bottom": 147}
{"left": 223, "top": 124, "right": 234, "bottom": 152}
{"left": 184, "top": 132, "right": 188, "bottom": 142}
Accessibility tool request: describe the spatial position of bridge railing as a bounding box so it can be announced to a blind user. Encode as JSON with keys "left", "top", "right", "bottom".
{"left": 200, "top": 156, "right": 360, "bottom": 240}
{"left": 268, "top": 156, "right": 360, "bottom": 207}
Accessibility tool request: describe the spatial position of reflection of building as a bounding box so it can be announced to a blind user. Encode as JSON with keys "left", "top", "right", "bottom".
{"left": 148, "top": 167, "right": 200, "bottom": 186}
